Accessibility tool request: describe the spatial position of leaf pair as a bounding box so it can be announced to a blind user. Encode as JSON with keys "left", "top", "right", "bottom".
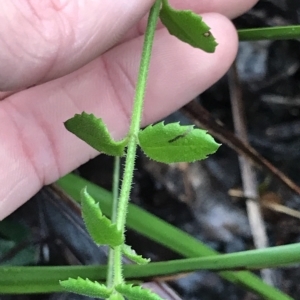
{"left": 65, "top": 113, "right": 220, "bottom": 164}
{"left": 60, "top": 278, "right": 162, "bottom": 300}
{"left": 62, "top": 190, "right": 153, "bottom": 298}
{"left": 64, "top": 0, "right": 219, "bottom": 164}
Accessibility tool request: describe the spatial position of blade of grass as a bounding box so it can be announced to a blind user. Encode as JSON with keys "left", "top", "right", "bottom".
{"left": 1, "top": 241, "right": 300, "bottom": 296}
{"left": 129, "top": 243, "right": 300, "bottom": 275}
{"left": 55, "top": 174, "right": 292, "bottom": 300}
{"left": 238, "top": 25, "right": 300, "bottom": 41}
{"left": 0, "top": 266, "right": 106, "bottom": 294}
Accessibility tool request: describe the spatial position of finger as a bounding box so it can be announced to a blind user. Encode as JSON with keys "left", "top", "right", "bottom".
{"left": 168, "top": 0, "right": 259, "bottom": 19}
{"left": 0, "top": 0, "right": 255, "bottom": 92}
{"left": 0, "top": 13, "right": 237, "bottom": 220}
{"left": 0, "top": 0, "right": 155, "bottom": 90}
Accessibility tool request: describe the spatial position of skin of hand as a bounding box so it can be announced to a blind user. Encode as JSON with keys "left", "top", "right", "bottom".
{"left": 0, "top": 0, "right": 258, "bottom": 220}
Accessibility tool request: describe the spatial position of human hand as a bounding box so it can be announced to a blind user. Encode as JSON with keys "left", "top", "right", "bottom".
{"left": 0, "top": 0, "right": 258, "bottom": 219}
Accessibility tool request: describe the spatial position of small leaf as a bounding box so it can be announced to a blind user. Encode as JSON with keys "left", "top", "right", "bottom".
{"left": 116, "top": 284, "right": 163, "bottom": 300}
{"left": 64, "top": 112, "right": 127, "bottom": 156}
{"left": 138, "top": 122, "right": 220, "bottom": 163}
{"left": 60, "top": 277, "right": 112, "bottom": 298}
{"left": 109, "top": 293, "right": 125, "bottom": 300}
{"left": 160, "top": 0, "right": 218, "bottom": 53}
{"left": 81, "top": 187, "right": 123, "bottom": 247}
{"left": 122, "top": 245, "right": 150, "bottom": 265}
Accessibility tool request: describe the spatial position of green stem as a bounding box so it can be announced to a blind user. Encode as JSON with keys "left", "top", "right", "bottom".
{"left": 106, "top": 156, "right": 120, "bottom": 287}
{"left": 238, "top": 25, "right": 300, "bottom": 41}
{"left": 113, "top": 0, "right": 161, "bottom": 286}
{"left": 112, "top": 157, "right": 120, "bottom": 224}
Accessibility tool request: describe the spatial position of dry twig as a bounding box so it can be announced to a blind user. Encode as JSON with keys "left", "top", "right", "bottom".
{"left": 228, "top": 64, "right": 274, "bottom": 285}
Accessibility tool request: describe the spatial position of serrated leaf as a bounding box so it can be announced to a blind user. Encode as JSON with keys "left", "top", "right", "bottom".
{"left": 116, "top": 284, "right": 163, "bottom": 300}
{"left": 81, "top": 187, "right": 123, "bottom": 247}
{"left": 64, "top": 112, "right": 127, "bottom": 156}
{"left": 160, "top": 0, "right": 217, "bottom": 53}
{"left": 109, "top": 293, "right": 125, "bottom": 300}
{"left": 60, "top": 277, "right": 112, "bottom": 298}
{"left": 138, "top": 122, "right": 220, "bottom": 163}
{"left": 122, "top": 245, "right": 150, "bottom": 265}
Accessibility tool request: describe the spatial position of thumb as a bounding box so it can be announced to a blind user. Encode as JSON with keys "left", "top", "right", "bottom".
{"left": 0, "top": 0, "right": 155, "bottom": 91}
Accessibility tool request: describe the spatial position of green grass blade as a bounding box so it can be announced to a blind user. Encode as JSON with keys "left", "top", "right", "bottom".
{"left": 2, "top": 243, "right": 299, "bottom": 300}
{"left": 56, "top": 174, "right": 293, "bottom": 300}
{"left": 124, "top": 243, "right": 300, "bottom": 276}
{"left": 0, "top": 266, "right": 106, "bottom": 294}
{"left": 238, "top": 25, "right": 300, "bottom": 41}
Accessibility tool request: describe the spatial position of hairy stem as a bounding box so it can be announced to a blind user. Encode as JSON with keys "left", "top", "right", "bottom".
{"left": 113, "top": 0, "right": 161, "bottom": 286}
{"left": 107, "top": 156, "right": 120, "bottom": 287}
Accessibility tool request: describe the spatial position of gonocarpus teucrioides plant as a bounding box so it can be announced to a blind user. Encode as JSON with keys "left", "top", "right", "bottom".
{"left": 60, "top": 0, "right": 219, "bottom": 299}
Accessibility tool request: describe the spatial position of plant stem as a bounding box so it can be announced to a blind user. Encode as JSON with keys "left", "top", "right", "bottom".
{"left": 112, "top": 157, "right": 121, "bottom": 224}
{"left": 113, "top": 0, "right": 161, "bottom": 286}
{"left": 107, "top": 156, "right": 120, "bottom": 287}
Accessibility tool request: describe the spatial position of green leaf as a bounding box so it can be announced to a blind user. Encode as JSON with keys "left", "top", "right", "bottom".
{"left": 160, "top": 0, "right": 218, "bottom": 53}
{"left": 109, "top": 293, "right": 125, "bottom": 300}
{"left": 64, "top": 112, "right": 127, "bottom": 156}
{"left": 81, "top": 187, "right": 123, "bottom": 247}
{"left": 122, "top": 245, "right": 150, "bottom": 265}
{"left": 116, "top": 284, "right": 163, "bottom": 300}
{"left": 138, "top": 122, "right": 220, "bottom": 163}
{"left": 59, "top": 277, "right": 112, "bottom": 298}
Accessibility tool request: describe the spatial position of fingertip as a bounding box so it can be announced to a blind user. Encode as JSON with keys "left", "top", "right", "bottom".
{"left": 203, "top": 13, "right": 238, "bottom": 70}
